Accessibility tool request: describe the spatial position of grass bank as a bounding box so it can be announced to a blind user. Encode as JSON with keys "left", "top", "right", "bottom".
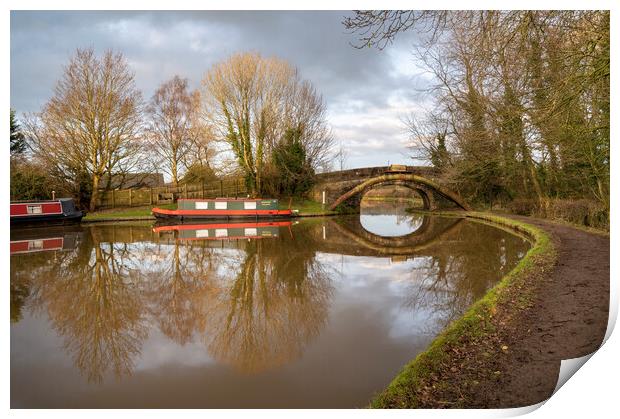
{"left": 82, "top": 204, "right": 175, "bottom": 221}
{"left": 370, "top": 212, "right": 557, "bottom": 408}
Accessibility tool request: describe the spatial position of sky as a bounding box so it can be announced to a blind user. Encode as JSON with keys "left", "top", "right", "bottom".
{"left": 10, "top": 10, "right": 432, "bottom": 170}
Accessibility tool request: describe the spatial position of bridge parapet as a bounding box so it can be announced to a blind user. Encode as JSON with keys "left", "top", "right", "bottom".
{"left": 315, "top": 165, "right": 440, "bottom": 183}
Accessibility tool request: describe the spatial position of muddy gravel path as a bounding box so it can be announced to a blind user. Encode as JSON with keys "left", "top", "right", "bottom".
{"left": 487, "top": 216, "right": 610, "bottom": 407}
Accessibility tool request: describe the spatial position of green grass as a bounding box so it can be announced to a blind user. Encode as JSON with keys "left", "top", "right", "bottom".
{"left": 278, "top": 197, "right": 340, "bottom": 216}
{"left": 83, "top": 204, "right": 175, "bottom": 220}
{"left": 370, "top": 212, "right": 557, "bottom": 408}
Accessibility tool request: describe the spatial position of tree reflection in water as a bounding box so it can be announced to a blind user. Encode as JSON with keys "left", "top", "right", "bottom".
{"left": 24, "top": 228, "right": 147, "bottom": 383}
{"left": 200, "top": 226, "right": 334, "bottom": 373}
{"left": 10, "top": 216, "right": 528, "bottom": 385}
{"left": 11, "top": 223, "right": 335, "bottom": 380}
{"left": 399, "top": 222, "right": 528, "bottom": 336}
{"left": 141, "top": 239, "right": 221, "bottom": 346}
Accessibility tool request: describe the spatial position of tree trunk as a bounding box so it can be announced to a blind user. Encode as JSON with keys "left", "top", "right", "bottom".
{"left": 90, "top": 174, "right": 101, "bottom": 212}
{"left": 172, "top": 159, "right": 179, "bottom": 185}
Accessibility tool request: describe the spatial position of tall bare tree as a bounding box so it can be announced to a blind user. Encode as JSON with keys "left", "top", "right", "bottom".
{"left": 335, "top": 141, "right": 349, "bottom": 171}
{"left": 27, "top": 48, "right": 143, "bottom": 211}
{"left": 201, "top": 52, "right": 332, "bottom": 195}
{"left": 145, "top": 76, "right": 202, "bottom": 184}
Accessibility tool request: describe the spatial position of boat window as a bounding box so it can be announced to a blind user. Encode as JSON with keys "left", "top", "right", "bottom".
{"left": 244, "top": 201, "right": 257, "bottom": 210}
{"left": 27, "top": 205, "right": 42, "bottom": 214}
{"left": 196, "top": 202, "right": 209, "bottom": 210}
{"left": 215, "top": 229, "right": 228, "bottom": 237}
{"left": 244, "top": 228, "right": 257, "bottom": 236}
{"left": 28, "top": 240, "right": 44, "bottom": 250}
{"left": 215, "top": 202, "right": 227, "bottom": 210}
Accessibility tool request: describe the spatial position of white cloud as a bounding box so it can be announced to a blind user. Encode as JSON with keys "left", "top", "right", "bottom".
{"left": 11, "top": 11, "right": 434, "bottom": 170}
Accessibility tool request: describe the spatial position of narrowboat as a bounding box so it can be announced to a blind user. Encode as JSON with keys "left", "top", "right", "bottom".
{"left": 152, "top": 198, "right": 294, "bottom": 221}
{"left": 153, "top": 220, "right": 291, "bottom": 241}
{"left": 10, "top": 198, "right": 84, "bottom": 226}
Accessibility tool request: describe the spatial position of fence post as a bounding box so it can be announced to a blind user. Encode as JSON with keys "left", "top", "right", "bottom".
{"left": 129, "top": 189, "right": 132, "bottom": 206}
{"left": 184, "top": 183, "right": 188, "bottom": 199}
{"left": 149, "top": 188, "right": 153, "bottom": 205}
{"left": 112, "top": 189, "right": 116, "bottom": 208}
{"left": 201, "top": 181, "right": 205, "bottom": 199}
{"left": 235, "top": 179, "right": 238, "bottom": 198}
{"left": 220, "top": 180, "right": 223, "bottom": 197}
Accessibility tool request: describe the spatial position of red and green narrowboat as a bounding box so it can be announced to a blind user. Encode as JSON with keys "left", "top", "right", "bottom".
{"left": 152, "top": 198, "right": 293, "bottom": 221}
{"left": 10, "top": 198, "right": 84, "bottom": 226}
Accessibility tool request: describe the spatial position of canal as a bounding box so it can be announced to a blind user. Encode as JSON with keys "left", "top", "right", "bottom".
{"left": 10, "top": 203, "right": 530, "bottom": 408}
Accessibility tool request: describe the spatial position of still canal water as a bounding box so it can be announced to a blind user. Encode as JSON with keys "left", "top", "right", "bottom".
{"left": 10, "top": 205, "right": 530, "bottom": 408}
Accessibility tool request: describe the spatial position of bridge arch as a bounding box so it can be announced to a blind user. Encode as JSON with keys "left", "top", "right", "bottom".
{"left": 361, "top": 180, "right": 433, "bottom": 211}
{"left": 328, "top": 174, "right": 471, "bottom": 211}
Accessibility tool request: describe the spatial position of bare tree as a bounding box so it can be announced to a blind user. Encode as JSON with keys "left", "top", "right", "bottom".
{"left": 201, "top": 52, "right": 332, "bottom": 195}
{"left": 28, "top": 48, "right": 143, "bottom": 211}
{"left": 334, "top": 141, "right": 349, "bottom": 171}
{"left": 281, "top": 79, "right": 334, "bottom": 172}
{"left": 145, "top": 76, "right": 201, "bottom": 184}
{"left": 343, "top": 10, "right": 448, "bottom": 49}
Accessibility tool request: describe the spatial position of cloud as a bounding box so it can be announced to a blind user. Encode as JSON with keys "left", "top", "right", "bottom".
{"left": 10, "top": 10, "right": 430, "bottom": 169}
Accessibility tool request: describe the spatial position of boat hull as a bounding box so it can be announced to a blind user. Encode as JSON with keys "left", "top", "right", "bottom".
{"left": 10, "top": 213, "right": 84, "bottom": 227}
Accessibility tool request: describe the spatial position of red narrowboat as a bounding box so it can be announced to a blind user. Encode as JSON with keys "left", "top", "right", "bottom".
{"left": 152, "top": 198, "right": 294, "bottom": 221}
{"left": 10, "top": 198, "right": 84, "bottom": 226}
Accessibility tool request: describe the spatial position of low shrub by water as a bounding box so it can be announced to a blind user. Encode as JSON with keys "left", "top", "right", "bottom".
{"left": 508, "top": 198, "right": 608, "bottom": 231}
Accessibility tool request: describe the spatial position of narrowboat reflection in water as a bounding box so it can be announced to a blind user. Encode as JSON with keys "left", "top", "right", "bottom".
{"left": 153, "top": 220, "right": 293, "bottom": 241}
{"left": 10, "top": 226, "right": 82, "bottom": 255}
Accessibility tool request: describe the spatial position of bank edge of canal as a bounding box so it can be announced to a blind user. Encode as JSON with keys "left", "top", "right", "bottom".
{"left": 371, "top": 212, "right": 610, "bottom": 409}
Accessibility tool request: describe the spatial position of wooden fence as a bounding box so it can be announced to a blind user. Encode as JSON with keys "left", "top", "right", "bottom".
{"left": 95, "top": 178, "right": 247, "bottom": 209}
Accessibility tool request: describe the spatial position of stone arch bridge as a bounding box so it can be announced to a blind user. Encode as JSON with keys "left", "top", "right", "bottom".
{"left": 310, "top": 165, "right": 471, "bottom": 211}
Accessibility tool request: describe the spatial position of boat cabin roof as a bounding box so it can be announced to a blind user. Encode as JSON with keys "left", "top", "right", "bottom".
{"left": 178, "top": 198, "right": 277, "bottom": 202}
{"left": 10, "top": 198, "right": 75, "bottom": 204}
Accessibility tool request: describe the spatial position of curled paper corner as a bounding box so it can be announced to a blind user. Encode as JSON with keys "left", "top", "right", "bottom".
{"left": 493, "top": 401, "right": 546, "bottom": 418}
{"left": 604, "top": 302, "right": 617, "bottom": 344}
{"left": 553, "top": 353, "right": 594, "bottom": 395}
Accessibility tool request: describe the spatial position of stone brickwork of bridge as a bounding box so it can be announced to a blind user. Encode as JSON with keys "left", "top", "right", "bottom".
{"left": 311, "top": 165, "right": 470, "bottom": 211}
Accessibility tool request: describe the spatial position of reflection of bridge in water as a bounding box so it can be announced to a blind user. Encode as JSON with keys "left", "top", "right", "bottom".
{"left": 317, "top": 215, "right": 465, "bottom": 257}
